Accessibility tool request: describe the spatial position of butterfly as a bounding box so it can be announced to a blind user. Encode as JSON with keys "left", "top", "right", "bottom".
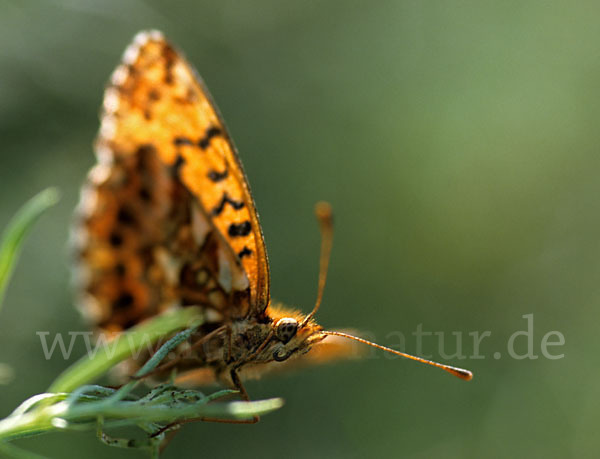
{"left": 72, "top": 30, "right": 471, "bottom": 410}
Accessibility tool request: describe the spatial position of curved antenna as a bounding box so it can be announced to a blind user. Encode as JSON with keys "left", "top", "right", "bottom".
{"left": 321, "top": 330, "right": 473, "bottom": 381}
{"left": 300, "top": 201, "right": 334, "bottom": 327}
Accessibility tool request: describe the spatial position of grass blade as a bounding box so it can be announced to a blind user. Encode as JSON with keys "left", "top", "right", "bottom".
{"left": 48, "top": 307, "right": 203, "bottom": 393}
{"left": 0, "top": 187, "right": 60, "bottom": 311}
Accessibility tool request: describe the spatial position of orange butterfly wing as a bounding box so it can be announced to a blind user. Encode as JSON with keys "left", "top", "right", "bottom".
{"left": 73, "top": 31, "right": 270, "bottom": 330}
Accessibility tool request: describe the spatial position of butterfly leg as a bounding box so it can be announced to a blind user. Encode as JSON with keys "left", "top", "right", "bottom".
{"left": 152, "top": 410, "right": 258, "bottom": 439}
{"left": 229, "top": 368, "right": 260, "bottom": 423}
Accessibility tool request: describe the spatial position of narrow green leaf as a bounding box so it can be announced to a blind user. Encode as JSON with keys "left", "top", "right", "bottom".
{"left": 48, "top": 307, "right": 203, "bottom": 393}
{"left": 106, "top": 323, "right": 203, "bottom": 403}
{"left": 135, "top": 323, "right": 201, "bottom": 379}
{"left": 0, "top": 187, "right": 60, "bottom": 311}
{"left": 10, "top": 393, "right": 68, "bottom": 418}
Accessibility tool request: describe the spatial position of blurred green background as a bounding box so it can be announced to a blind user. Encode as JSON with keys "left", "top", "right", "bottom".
{"left": 1, "top": 1, "right": 598, "bottom": 457}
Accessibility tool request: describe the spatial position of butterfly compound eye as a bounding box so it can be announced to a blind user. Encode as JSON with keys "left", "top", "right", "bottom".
{"left": 275, "top": 318, "right": 298, "bottom": 344}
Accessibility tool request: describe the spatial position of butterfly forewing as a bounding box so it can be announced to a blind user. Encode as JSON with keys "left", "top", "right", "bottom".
{"left": 73, "top": 31, "right": 270, "bottom": 331}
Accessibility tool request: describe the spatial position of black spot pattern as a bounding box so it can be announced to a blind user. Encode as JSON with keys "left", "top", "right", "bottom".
{"left": 198, "top": 126, "right": 223, "bottom": 149}
{"left": 114, "top": 292, "right": 134, "bottom": 310}
{"left": 237, "top": 246, "right": 253, "bottom": 259}
{"left": 109, "top": 231, "right": 123, "bottom": 247}
{"left": 148, "top": 89, "right": 161, "bottom": 101}
{"left": 174, "top": 136, "right": 194, "bottom": 146}
{"left": 139, "top": 187, "right": 152, "bottom": 201}
{"left": 115, "top": 263, "right": 126, "bottom": 276}
{"left": 211, "top": 193, "right": 245, "bottom": 216}
{"left": 228, "top": 221, "right": 251, "bottom": 237}
{"left": 207, "top": 167, "right": 228, "bottom": 182}
{"left": 117, "top": 207, "right": 136, "bottom": 225}
{"left": 171, "top": 155, "right": 186, "bottom": 175}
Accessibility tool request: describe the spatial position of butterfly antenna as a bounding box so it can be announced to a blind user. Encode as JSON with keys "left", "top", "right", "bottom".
{"left": 301, "top": 201, "right": 334, "bottom": 327}
{"left": 321, "top": 330, "right": 473, "bottom": 381}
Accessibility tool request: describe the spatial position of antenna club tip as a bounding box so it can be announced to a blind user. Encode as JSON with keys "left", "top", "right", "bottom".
{"left": 314, "top": 201, "right": 333, "bottom": 221}
{"left": 450, "top": 368, "right": 473, "bottom": 381}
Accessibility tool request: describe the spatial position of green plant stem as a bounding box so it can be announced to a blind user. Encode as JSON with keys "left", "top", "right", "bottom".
{"left": 0, "top": 395, "right": 283, "bottom": 442}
